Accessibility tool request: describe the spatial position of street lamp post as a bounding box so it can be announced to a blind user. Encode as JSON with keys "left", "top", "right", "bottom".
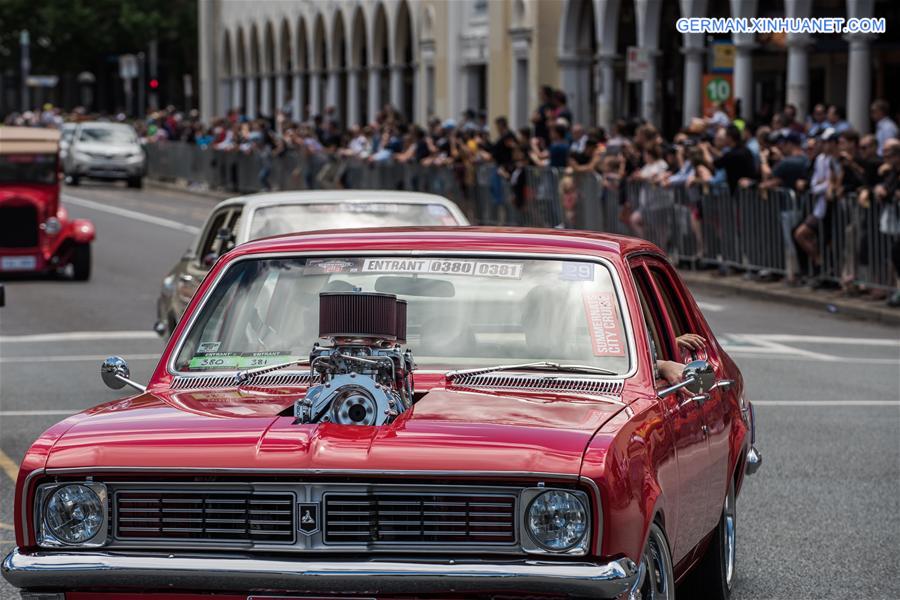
{"left": 20, "top": 30, "right": 30, "bottom": 112}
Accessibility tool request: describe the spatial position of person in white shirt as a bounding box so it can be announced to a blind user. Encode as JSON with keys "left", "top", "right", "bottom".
{"left": 871, "top": 99, "right": 899, "bottom": 157}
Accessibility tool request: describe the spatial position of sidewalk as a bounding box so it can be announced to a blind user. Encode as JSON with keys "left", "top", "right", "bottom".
{"left": 681, "top": 270, "right": 900, "bottom": 326}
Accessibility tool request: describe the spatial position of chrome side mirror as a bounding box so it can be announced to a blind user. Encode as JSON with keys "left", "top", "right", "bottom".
{"left": 101, "top": 356, "right": 147, "bottom": 393}
{"left": 658, "top": 359, "right": 714, "bottom": 399}
{"left": 682, "top": 360, "right": 715, "bottom": 395}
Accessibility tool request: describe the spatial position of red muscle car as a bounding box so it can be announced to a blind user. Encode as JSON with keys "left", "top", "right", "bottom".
{"left": 2, "top": 227, "right": 760, "bottom": 600}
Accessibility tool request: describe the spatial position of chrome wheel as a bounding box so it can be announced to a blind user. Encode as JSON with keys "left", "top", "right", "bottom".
{"left": 724, "top": 484, "right": 736, "bottom": 589}
{"left": 639, "top": 523, "right": 674, "bottom": 600}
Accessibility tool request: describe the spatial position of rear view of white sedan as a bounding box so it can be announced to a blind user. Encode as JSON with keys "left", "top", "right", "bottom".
{"left": 154, "top": 190, "right": 469, "bottom": 336}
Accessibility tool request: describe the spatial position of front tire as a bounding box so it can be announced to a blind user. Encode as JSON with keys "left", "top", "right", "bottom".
{"left": 639, "top": 521, "right": 675, "bottom": 600}
{"left": 69, "top": 174, "right": 80, "bottom": 186}
{"left": 127, "top": 176, "right": 143, "bottom": 189}
{"left": 682, "top": 482, "right": 736, "bottom": 599}
{"left": 72, "top": 244, "right": 91, "bottom": 281}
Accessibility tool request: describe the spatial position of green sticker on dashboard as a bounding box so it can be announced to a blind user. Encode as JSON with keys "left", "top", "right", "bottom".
{"left": 188, "top": 351, "right": 297, "bottom": 370}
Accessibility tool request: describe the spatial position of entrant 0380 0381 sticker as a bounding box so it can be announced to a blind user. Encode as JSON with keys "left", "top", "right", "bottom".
{"left": 582, "top": 291, "right": 626, "bottom": 357}
{"left": 361, "top": 258, "right": 524, "bottom": 279}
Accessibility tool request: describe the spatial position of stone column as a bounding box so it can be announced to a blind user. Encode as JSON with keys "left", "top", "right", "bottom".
{"left": 347, "top": 67, "right": 361, "bottom": 128}
{"left": 786, "top": 34, "right": 811, "bottom": 120}
{"left": 640, "top": 51, "right": 659, "bottom": 125}
{"left": 557, "top": 54, "right": 580, "bottom": 121}
{"left": 596, "top": 53, "right": 616, "bottom": 130}
{"left": 326, "top": 68, "right": 339, "bottom": 111}
{"left": 231, "top": 76, "right": 242, "bottom": 112}
{"left": 682, "top": 41, "right": 705, "bottom": 126}
{"left": 368, "top": 66, "right": 382, "bottom": 121}
{"left": 732, "top": 41, "right": 755, "bottom": 121}
{"left": 389, "top": 63, "right": 405, "bottom": 116}
{"left": 291, "top": 71, "right": 303, "bottom": 121}
{"left": 308, "top": 69, "right": 321, "bottom": 116}
{"left": 509, "top": 28, "right": 531, "bottom": 128}
{"left": 259, "top": 74, "right": 272, "bottom": 117}
{"left": 275, "top": 74, "right": 285, "bottom": 115}
{"left": 845, "top": 34, "right": 873, "bottom": 133}
{"left": 245, "top": 76, "right": 257, "bottom": 118}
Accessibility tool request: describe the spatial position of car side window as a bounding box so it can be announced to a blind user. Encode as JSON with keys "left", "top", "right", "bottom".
{"left": 197, "top": 209, "right": 231, "bottom": 267}
{"left": 631, "top": 265, "right": 675, "bottom": 364}
{"left": 648, "top": 263, "right": 703, "bottom": 362}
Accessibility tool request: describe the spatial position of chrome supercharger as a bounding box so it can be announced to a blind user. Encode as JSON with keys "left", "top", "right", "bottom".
{"left": 295, "top": 291, "right": 413, "bottom": 426}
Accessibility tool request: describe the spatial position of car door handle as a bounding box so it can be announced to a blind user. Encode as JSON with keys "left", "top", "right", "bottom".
{"left": 680, "top": 393, "right": 709, "bottom": 408}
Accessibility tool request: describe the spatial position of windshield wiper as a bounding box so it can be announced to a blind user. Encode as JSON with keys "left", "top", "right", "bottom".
{"left": 234, "top": 358, "right": 310, "bottom": 386}
{"left": 446, "top": 361, "right": 618, "bottom": 380}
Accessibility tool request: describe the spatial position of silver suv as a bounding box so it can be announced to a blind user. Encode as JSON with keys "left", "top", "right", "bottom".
{"left": 64, "top": 122, "right": 145, "bottom": 188}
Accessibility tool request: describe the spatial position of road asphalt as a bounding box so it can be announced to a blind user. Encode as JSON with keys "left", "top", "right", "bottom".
{"left": 0, "top": 181, "right": 897, "bottom": 599}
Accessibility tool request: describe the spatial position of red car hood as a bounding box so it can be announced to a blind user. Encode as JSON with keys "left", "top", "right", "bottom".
{"left": 45, "top": 387, "right": 625, "bottom": 476}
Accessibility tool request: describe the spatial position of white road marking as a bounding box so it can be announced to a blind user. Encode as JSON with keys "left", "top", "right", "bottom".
{"left": 696, "top": 301, "right": 725, "bottom": 312}
{"left": 0, "top": 331, "right": 158, "bottom": 343}
{"left": 725, "top": 334, "right": 840, "bottom": 361}
{"left": 0, "top": 410, "right": 79, "bottom": 416}
{"left": 63, "top": 194, "right": 201, "bottom": 234}
{"left": 0, "top": 354, "right": 159, "bottom": 363}
{"left": 733, "top": 334, "right": 900, "bottom": 347}
{"left": 722, "top": 350, "right": 899, "bottom": 365}
{"left": 753, "top": 400, "right": 900, "bottom": 406}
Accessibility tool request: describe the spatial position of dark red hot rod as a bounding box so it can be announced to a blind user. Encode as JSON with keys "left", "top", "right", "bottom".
{"left": 2, "top": 227, "right": 760, "bottom": 599}
{"left": 0, "top": 127, "right": 94, "bottom": 280}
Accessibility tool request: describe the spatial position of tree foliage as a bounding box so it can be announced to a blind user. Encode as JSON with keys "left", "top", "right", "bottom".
{"left": 0, "top": 0, "right": 196, "bottom": 74}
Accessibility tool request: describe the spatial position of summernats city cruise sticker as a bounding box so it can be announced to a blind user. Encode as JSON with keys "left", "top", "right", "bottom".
{"left": 582, "top": 291, "right": 626, "bottom": 357}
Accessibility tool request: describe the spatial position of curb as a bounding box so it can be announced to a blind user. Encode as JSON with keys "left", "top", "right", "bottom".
{"left": 680, "top": 271, "right": 900, "bottom": 326}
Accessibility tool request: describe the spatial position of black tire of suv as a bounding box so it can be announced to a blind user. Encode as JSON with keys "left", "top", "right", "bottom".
{"left": 72, "top": 244, "right": 91, "bottom": 281}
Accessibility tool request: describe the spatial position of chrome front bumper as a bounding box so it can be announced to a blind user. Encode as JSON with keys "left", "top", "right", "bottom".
{"left": 3, "top": 549, "right": 641, "bottom": 598}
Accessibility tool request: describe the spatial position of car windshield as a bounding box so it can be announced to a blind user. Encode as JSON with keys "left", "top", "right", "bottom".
{"left": 248, "top": 203, "right": 461, "bottom": 238}
{"left": 78, "top": 126, "right": 137, "bottom": 144}
{"left": 174, "top": 255, "right": 631, "bottom": 374}
{"left": 0, "top": 154, "right": 57, "bottom": 184}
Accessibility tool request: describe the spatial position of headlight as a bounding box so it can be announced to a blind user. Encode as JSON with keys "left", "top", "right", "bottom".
{"left": 526, "top": 489, "right": 588, "bottom": 552}
{"left": 38, "top": 482, "right": 107, "bottom": 546}
{"left": 42, "top": 217, "right": 61, "bottom": 236}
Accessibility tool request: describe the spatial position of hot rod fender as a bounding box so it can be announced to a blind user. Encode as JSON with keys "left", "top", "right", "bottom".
{"left": 67, "top": 218, "right": 95, "bottom": 244}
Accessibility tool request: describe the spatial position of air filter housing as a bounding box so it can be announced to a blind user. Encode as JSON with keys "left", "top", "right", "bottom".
{"left": 319, "top": 291, "right": 398, "bottom": 342}
{"left": 395, "top": 299, "right": 408, "bottom": 343}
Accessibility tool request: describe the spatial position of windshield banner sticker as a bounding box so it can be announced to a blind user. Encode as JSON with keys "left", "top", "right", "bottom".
{"left": 582, "top": 291, "right": 626, "bottom": 357}
{"left": 361, "top": 258, "right": 523, "bottom": 279}
{"left": 188, "top": 351, "right": 296, "bottom": 370}
{"left": 560, "top": 262, "right": 595, "bottom": 281}
{"left": 196, "top": 341, "right": 221, "bottom": 353}
{"left": 303, "top": 259, "right": 362, "bottom": 275}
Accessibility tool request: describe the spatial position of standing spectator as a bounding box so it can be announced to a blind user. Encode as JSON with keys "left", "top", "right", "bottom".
{"left": 707, "top": 125, "right": 758, "bottom": 194}
{"left": 794, "top": 128, "right": 841, "bottom": 285}
{"left": 826, "top": 105, "right": 851, "bottom": 135}
{"left": 857, "top": 134, "right": 883, "bottom": 186}
{"left": 873, "top": 140, "right": 900, "bottom": 305}
{"left": 807, "top": 103, "right": 828, "bottom": 137}
{"left": 783, "top": 104, "right": 805, "bottom": 133}
{"left": 545, "top": 124, "right": 570, "bottom": 168}
{"left": 870, "top": 99, "right": 899, "bottom": 157}
{"left": 760, "top": 131, "right": 808, "bottom": 191}
{"left": 554, "top": 91, "right": 573, "bottom": 125}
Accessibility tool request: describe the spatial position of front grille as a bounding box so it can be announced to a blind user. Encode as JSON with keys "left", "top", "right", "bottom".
{"left": 324, "top": 492, "right": 516, "bottom": 545}
{"left": 115, "top": 490, "right": 295, "bottom": 544}
{"left": 0, "top": 205, "right": 39, "bottom": 247}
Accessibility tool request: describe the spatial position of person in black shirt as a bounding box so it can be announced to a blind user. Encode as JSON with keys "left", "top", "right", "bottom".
{"left": 709, "top": 125, "right": 758, "bottom": 194}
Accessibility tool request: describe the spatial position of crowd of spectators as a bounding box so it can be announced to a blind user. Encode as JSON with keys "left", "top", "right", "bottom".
{"left": 4, "top": 88, "right": 899, "bottom": 305}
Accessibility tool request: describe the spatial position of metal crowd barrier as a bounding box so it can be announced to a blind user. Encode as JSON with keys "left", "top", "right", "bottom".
{"left": 145, "top": 142, "right": 898, "bottom": 292}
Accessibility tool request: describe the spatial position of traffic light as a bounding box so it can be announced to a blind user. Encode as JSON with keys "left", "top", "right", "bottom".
{"left": 149, "top": 78, "right": 159, "bottom": 90}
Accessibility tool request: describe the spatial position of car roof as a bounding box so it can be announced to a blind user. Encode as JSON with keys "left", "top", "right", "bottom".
{"left": 216, "top": 190, "right": 465, "bottom": 210}
{"left": 231, "top": 226, "right": 662, "bottom": 260}
{"left": 77, "top": 121, "right": 134, "bottom": 130}
{"left": 0, "top": 126, "right": 59, "bottom": 154}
